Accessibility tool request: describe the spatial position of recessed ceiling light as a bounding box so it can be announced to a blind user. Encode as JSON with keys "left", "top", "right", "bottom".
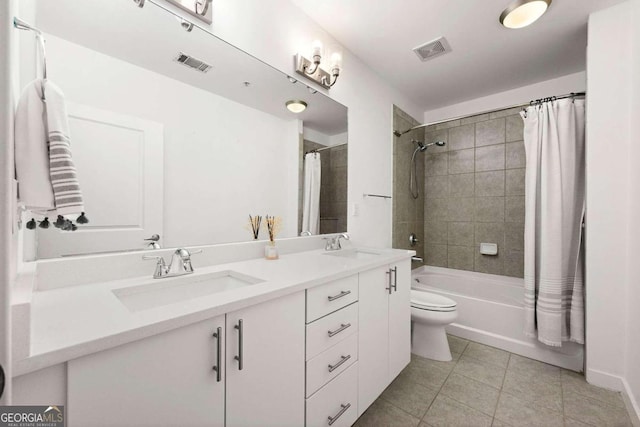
{"left": 500, "top": 0, "right": 552, "bottom": 29}
{"left": 286, "top": 100, "right": 307, "bottom": 113}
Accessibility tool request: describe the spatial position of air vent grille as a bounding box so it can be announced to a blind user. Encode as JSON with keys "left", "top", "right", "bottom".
{"left": 413, "top": 37, "right": 452, "bottom": 62}
{"left": 174, "top": 52, "right": 212, "bottom": 73}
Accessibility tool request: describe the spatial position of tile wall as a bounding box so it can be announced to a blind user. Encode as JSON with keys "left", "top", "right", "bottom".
{"left": 392, "top": 106, "right": 425, "bottom": 267}
{"left": 423, "top": 108, "right": 526, "bottom": 277}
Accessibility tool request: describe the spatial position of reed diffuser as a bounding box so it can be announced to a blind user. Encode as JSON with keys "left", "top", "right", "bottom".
{"left": 264, "top": 215, "right": 282, "bottom": 260}
{"left": 248, "top": 215, "right": 262, "bottom": 240}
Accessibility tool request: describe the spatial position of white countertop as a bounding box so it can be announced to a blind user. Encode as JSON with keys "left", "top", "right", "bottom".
{"left": 15, "top": 247, "right": 414, "bottom": 376}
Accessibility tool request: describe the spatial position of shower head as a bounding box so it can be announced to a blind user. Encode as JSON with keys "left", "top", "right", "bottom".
{"left": 411, "top": 140, "right": 446, "bottom": 152}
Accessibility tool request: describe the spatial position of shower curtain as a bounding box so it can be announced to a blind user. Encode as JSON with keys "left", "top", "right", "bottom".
{"left": 521, "top": 98, "right": 585, "bottom": 347}
{"left": 302, "top": 152, "right": 321, "bottom": 235}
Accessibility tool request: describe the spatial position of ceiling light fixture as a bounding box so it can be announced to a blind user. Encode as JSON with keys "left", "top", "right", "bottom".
{"left": 286, "top": 100, "right": 308, "bottom": 114}
{"left": 500, "top": 0, "right": 552, "bottom": 29}
{"left": 294, "top": 40, "right": 342, "bottom": 89}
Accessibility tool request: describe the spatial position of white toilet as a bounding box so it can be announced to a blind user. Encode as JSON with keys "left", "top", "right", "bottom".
{"left": 411, "top": 289, "right": 458, "bottom": 361}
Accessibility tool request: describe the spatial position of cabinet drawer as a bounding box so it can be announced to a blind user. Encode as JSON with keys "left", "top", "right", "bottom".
{"left": 306, "top": 302, "right": 358, "bottom": 360}
{"left": 307, "top": 275, "right": 358, "bottom": 323}
{"left": 306, "top": 363, "right": 358, "bottom": 427}
{"left": 306, "top": 333, "right": 358, "bottom": 397}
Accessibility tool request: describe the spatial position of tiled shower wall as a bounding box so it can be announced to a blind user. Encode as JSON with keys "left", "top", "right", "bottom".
{"left": 392, "top": 106, "right": 425, "bottom": 267}
{"left": 423, "top": 108, "right": 526, "bottom": 277}
{"left": 298, "top": 140, "right": 348, "bottom": 235}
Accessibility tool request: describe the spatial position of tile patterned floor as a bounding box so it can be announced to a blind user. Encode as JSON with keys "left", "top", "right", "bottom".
{"left": 354, "top": 335, "right": 634, "bottom": 427}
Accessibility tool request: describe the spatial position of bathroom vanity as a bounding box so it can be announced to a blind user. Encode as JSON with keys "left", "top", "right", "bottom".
{"left": 11, "top": 238, "right": 413, "bottom": 427}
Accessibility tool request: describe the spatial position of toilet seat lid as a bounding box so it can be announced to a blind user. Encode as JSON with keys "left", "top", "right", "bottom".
{"left": 411, "top": 290, "right": 457, "bottom": 310}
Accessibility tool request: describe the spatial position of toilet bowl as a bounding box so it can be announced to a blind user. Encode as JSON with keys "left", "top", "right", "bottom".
{"left": 411, "top": 289, "right": 458, "bottom": 361}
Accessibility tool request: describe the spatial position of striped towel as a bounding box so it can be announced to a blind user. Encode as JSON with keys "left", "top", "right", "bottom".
{"left": 15, "top": 79, "right": 84, "bottom": 216}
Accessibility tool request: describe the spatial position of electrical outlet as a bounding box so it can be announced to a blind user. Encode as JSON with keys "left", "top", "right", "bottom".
{"left": 351, "top": 203, "right": 359, "bottom": 217}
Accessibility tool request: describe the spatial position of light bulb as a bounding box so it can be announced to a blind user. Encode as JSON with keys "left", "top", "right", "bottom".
{"left": 311, "top": 40, "right": 323, "bottom": 59}
{"left": 330, "top": 52, "right": 342, "bottom": 69}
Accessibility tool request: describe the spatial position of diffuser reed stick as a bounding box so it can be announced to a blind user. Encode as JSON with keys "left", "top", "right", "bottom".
{"left": 265, "top": 215, "right": 282, "bottom": 245}
{"left": 248, "top": 215, "right": 262, "bottom": 240}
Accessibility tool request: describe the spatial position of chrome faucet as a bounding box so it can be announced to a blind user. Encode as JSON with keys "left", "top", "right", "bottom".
{"left": 300, "top": 230, "right": 312, "bottom": 236}
{"left": 325, "top": 233, "right": 350, "bottom": 251}
{"left": 143, "top": 248, "right": 202, "bottom": 279}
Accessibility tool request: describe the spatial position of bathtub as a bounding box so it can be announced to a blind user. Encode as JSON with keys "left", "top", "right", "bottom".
{"left": 412, "top": 265, "right": 584, "bottom": 372}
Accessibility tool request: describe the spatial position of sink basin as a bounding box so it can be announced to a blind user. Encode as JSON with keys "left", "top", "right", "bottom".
{"left": 324, "top": 249, "right": 382, "bottom": 260}
{"left": 112, "top": 270, "right": 264, "bottom": 312}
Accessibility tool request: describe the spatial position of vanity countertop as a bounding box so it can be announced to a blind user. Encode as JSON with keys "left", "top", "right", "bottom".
{"left": 15, "top": 247, "right": 414, "bottom": 376}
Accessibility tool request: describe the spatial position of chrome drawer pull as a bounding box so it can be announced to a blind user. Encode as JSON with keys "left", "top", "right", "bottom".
{"left": 328, "top": 354, "right": 351, "bottom": 372}
{"left": 328, "top": 323, "right": 351, "bottom": 338}
{"left": 385, "top": 269, "right": 392, "bottom": 294}
{"left": 234, "top": 319, "right": 243, "bottom": 371}
{"left": 212, "top": 327, "right": 222, "bottom": 382}
{"left": 391, "top": 266, "right": 398, "bottom": 292}
{"left": 328, "top": 403, "right": 351, "bottom": 426}
{"left": 327, "top": 290, "right": 351, "bottom": 302}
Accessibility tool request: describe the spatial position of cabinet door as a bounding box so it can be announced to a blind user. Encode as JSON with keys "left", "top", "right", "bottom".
{"left": 67, "top": 316, "right": 225, "bottom": 427}
{"left": 226, "top": 291, "right": 305, "bottom": 427}
{"left": 357, "top": 265, "right": 390, "bottom": 416}
{"left": 388, "top": 259, "right": 411, "bottom": 380}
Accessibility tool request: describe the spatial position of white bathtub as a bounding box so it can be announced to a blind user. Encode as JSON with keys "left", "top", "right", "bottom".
{"left": 412, "top": 265, "right": 584, "bottom": 372}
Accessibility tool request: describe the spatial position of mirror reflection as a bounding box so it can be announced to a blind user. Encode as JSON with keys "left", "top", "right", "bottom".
{"left": 20, "top": 0, "right": 347, "bottom": 259}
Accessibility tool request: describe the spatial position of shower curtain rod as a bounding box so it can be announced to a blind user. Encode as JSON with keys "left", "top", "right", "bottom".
{"left": 393, "top": 91, "right": 586, "bottom": 137}
{"left": 306, "top": 142, "right": 348, "bottom": 154}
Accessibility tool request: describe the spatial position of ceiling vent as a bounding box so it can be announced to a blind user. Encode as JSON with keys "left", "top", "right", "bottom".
{"left": 413, "top": 37, "right": 452, "bottom": 62}
{"left": 174, "top": 52, "right": 212, "bottom": 73}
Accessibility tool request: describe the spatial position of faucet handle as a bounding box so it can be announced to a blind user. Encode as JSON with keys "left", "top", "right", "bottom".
{"left": 142, "top": 255, "right": 167, "bottom": 278}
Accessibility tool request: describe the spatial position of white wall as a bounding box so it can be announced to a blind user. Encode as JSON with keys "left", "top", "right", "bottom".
{"left": 42, "top": 35, "right": 299, "bottom": 248}
{"left": 625, "top": 0, "right": 640, "bottom": 418}
{"left": 423, "top": 71, "right": 586, "bottom": 123}
{"left": 586, "top": 0, "right": 640, "bottom": 420}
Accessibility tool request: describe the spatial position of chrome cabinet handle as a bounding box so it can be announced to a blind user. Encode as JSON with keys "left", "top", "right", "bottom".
{"left": 327, "top": 290, "right": 351, "bottom": 301}
{"left": 386, "top": 269, "right": 392, "bottom": 294}
{"left": 327, "top": 323, "right": 351, "bottom": 338}
{"left": 234, "top": 319, "right": 243, "bottom": 371}
{"left": 328, "top": 354, "right": 351, "bottom": 372}
{"left": 328, "top": 403, "right": 351, "bottom": 426}
{"left": 391, "top": 267, "right": 398, "bottom": 292}
{"left": 212, "top": 327, "right": 222, "bottom": 382}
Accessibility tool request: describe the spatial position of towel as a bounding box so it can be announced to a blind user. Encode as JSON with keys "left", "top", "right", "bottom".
{"left": 15, "top": 79, "right": 85, "bottom": 216}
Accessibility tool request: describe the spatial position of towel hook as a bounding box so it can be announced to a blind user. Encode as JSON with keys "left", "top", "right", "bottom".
{"left": 13, "top": 17, "right": 47, "bottom": 101}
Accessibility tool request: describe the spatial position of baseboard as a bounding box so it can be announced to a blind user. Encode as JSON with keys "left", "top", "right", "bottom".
{"left": 585, "top": 368, "right": 640, "bottom": 426}
{"left": 622, "top": 378, "right": 640, "bottom": 427}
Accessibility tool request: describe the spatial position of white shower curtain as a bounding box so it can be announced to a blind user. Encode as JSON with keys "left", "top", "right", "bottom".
{"left": 302, "top": 152, "right": 321, "bottom": 235}
{"left": 521, "top": 98, "right": 585, "bottom": 347}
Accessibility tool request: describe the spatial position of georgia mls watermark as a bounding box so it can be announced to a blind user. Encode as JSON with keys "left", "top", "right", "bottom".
{"left": 0, "top": 406, "right": 64, "bottom": 427}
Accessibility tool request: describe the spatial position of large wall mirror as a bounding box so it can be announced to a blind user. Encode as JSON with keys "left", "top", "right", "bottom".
{"left": 21, "top": 0, "right": 348, "bottom": 259}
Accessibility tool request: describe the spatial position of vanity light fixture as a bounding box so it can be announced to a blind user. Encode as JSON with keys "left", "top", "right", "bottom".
{"left": 500, "top": 0, "right": 552, "bottom": 29}
{"left": 286, "top": 100, "right": 308, "bottom": 114}
{"left": 294, "top": 40, "right": 342, "bottom": 89}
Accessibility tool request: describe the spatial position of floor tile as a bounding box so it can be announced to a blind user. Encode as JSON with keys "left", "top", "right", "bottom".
{"left": 491, "top": 419, "right": 511, "bottom": 426}
{"left": 411, "top": 352, "right": 458, "bottom": 373}
{"left": 561, "top": 369, "right": 625, "bottom": 409}
{"left": 453, "top": 354, "right": 507, "bottom": 389}
{"left": 354, "top": 398, "right": 421, "bottom": 427}
{"left": 464, "top": 342, "right": 510, "bottom": 368}
{"left": 564, "top": 417, "right": 594, "bottom": 427}
{"left": 502, "top": 369, "right": 563, "bottom": 412}
{"left": 423, "top": 394, "right": 493, "bottom": 427}
{"left": 494, "top": 392, "right": 564, "bottom": 427}
{"left": 440, "top": 373, "right": 500, "bottom": 416}
{"left": 381, "top": 374, "right": 439, "bottom": 419}
{"left": 507, "top": 354, "right": 560, "bottom": 382}
{"left": 563, "top": 391, "right": 632, "bottom": 427}
{"left": 447, "top": 334, "right": 470, "bottom": 354}
{"left": 400, "top": 358, "right": 451, "bottom": 390}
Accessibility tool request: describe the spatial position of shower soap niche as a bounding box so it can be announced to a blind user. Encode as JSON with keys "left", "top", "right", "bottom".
{"left": 480, "top": 243, "right": 498, "bottom": 256}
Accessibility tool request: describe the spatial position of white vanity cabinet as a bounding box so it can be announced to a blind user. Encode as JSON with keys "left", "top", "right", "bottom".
{"left": 357, "top": 259, "right": 411, "bottom": 415}
{"left": 67, "top": 315, "right": 227, "bottom": 427}
{"left": 67, "top": 291, "right": 305, "bottom": 427}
